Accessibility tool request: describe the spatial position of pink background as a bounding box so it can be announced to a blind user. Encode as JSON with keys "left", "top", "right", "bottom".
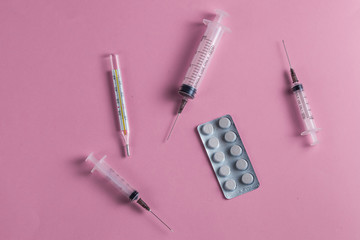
{"left": 1, "top": 0, "right": 360, "bottom": 239}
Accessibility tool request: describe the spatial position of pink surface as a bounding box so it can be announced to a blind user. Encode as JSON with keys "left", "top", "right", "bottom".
{"left": 1, "top": 0, "right": 360, "bottom": 239}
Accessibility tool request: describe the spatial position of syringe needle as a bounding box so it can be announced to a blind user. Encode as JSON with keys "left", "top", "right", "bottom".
{"left": 282, "top": 40, "right": 292, "bottom": 68}
{"left": 150, "top": 210, "right": 173, "bottom": 232}
{"left": 137, "top": 198, "right": 172, "bottom": 231}
{"left": 166, "top": 113, "right": 180, "bottom": 141}
{"left": 166, "top": 98, "right": 187, "bottom": 141}
{"left": 282, "top": 40, "right": 299, "bottom": 83}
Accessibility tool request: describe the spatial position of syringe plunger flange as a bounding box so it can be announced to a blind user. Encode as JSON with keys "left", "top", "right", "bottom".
{"left": 213, "top": 9, "right": 229, "bottom": 23}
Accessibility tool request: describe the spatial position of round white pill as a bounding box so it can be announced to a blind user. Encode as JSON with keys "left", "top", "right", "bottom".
{"left": 224, "top": 179, "right": 236, "bottom": 191}
{"left": 218, "top": 165, "right": 231, "bottom": 177}
{"left": 224, "top": 131, "right": 237, "bottom": 142}
{"left": 213, "top": 152, "right": 225, "bottom": 163}
{"left": 202, "top": 123, "right": 214, "bottom": 135}
{"left": 235, "top": 159, "right": 248, "bottom": 171}
{"left": 219, "top": 117, "right": 231, "bottom": 129}
{"left": 230, "top": 145, "right": 242, "bottom": 156}
{"left": 207, "top": 137, "right": 219, "bottom": 149}
{"left": 241, "top": 173, "right": 254, "bottom": 185}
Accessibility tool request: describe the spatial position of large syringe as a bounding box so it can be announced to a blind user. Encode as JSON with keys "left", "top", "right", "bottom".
{"left": 167, "top": 10, "right": 230, "bottom": 140}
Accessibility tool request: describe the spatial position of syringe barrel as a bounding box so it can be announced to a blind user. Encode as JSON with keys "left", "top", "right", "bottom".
{"left": 292, "top": 84, "right": 313, "bottom": 120}
{"left": 85, "top": 153, "right": 138, "bottom": 200}
{"left": 292, "top": 83, "right": 320, "bottom": 144}
{"left": 179, "top": 10, "right": 230, "bottom": 99}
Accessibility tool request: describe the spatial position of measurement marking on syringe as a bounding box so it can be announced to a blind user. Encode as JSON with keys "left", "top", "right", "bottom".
{"left": 197, "top": 50, "right": 208, "bottom": 54}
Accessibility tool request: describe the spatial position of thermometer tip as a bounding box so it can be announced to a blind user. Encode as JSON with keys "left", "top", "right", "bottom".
{"left": 126, "top": 144, "right": 130, "bottom": 156}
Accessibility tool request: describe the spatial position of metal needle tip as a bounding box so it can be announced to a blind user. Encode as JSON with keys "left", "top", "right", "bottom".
{"left": 166, "top": 113, "right": 180, "bottom": 141}
{"left": 282, "top": 40, "right": 292, "bottom": 68}
{"left": 150, "top": 210, "right": 173, "bottom": 232}
{"left": 126, "top": 144, "right": 130, "bottom": 156}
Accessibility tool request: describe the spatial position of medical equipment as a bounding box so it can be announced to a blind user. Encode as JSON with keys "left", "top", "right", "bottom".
{"left": 110, "top": 54, "right": 131, "bottom": 156}
{"left": 85, "top": 153, "right": 172, "bottom": 231}
{"left": 167, "top": 9, "right": 230, "bottom": 140}
{"left": 197, "top": 115, "right": 259, "bottom": 199}
{"left": 282, "top": 40, "right": 320, "bottom": 145}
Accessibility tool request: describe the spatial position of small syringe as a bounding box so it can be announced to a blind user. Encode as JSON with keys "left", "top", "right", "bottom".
{"left": 282, "top": 40, "right": 321, "bottom": 145}
{"left": 85, "top": 153, "right": 172, "bottom": 231}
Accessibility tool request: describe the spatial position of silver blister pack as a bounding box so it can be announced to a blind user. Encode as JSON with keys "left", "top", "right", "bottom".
{"left": 197, "top": 114, "right": 260, "bottom": 199}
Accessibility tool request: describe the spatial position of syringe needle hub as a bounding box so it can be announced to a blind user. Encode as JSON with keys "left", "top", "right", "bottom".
{"left": 178, "top": 98, "right": 188, "bottom": 114}
{"left": 290, "top": 68, "right": 299, "bottom": 83}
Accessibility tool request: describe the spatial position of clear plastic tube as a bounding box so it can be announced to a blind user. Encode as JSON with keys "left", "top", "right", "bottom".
{"left": 292, "top": 83, "right": 320, "bottom": 145}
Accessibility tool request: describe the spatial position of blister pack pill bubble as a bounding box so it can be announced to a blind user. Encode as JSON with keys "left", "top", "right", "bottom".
{"left": 219, "top": 117, "right": 231, "bottom": 129}
{"left": 230, "top": 145, "right": 242, "bottom": 156}
{"left": 235, "top": 159, "right": 248, "bottom": 171}
{"left": 213, "top": 152, "right": 225, "bottom": 163}
{"left": 241, "top": 173, "right": 254, "bottom": 185}
{"left": 197, "top": 114, "right": 260, "bottom": 199}
{"left": 224, "top": 179, "right": 236, "bottom": 191}
{"left": 202, "top": 123, "right": 214, "bottom": 135}
{"left": 224, "top": 131, "right": 237, "bottom": 142}
{"left": 207, "top": 137, "right": 219, "bottom": 149}
{"left": 218, "top": 165, "right": 231, "bottom": 177}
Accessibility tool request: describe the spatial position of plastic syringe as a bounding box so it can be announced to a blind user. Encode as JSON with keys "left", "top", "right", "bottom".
{"left": 85, "top": 153, "right": 172, "bottom": 231}
{"left": 282, "top": 40, "right": 321, "bottom": 145}
{"left": 110, "top": 54, "right": 130, "bottom": 156}
{"left": 167, "top": 10, "right": 230, "bottom": 140}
